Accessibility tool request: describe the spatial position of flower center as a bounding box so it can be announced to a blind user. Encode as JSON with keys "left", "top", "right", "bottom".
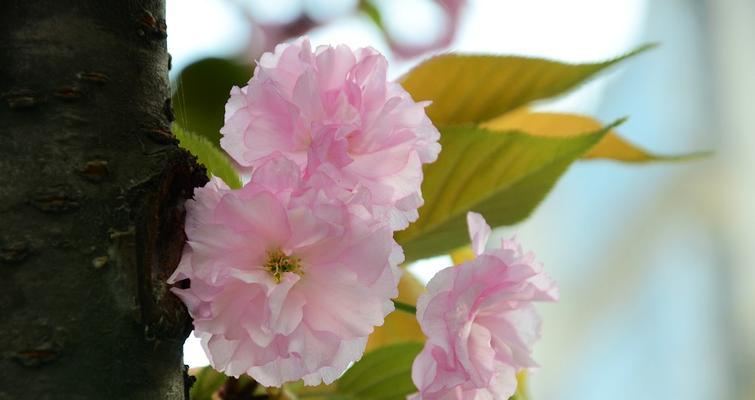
{"left": 264, "top": 249, "right": 302, "bottom": 283}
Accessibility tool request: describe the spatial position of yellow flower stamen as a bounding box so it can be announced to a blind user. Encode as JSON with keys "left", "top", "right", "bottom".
{"left": 264, "top": 249, "right": 302, "bottom": 283}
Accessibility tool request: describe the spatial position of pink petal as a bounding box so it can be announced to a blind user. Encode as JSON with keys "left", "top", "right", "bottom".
{"left": 467, "top": 212, "right": 491, "bottom": 255}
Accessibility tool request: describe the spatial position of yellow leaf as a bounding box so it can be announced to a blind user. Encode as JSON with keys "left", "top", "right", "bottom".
{"left": 586, "top": 134, "right": 661, "bottom": 162}
{"left": 513, "top": 371, "right": 530, "bottom": 400}
{"left": 366, "top": 272, "right": 425, "bottom": 352}
{"left": 482, "top": 109, "right": 690, "bottom": 162}
{"left": 450, "top": 246, "right": 475, "bottom": 264}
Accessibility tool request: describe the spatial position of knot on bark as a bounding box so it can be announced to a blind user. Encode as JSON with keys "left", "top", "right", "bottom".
{"left": 124, "top": 148, "right": 207, "bottom": 341}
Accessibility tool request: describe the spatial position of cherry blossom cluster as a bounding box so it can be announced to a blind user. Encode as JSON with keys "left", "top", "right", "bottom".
{"left": 169, "top": 38, "right": 557, "bottom": 399}
{"left": 170, "top": 37, "right": 438, "bottom": 386}
{"left": 411, "top": 213, "right": 558, "bottom": 399}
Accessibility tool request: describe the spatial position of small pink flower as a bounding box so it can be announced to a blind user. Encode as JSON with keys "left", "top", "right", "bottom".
{"left": 410, "top": 212, "right": 558, "bottom": 399}
{"left": 169, "top": 156, "right": 403, "bottom": 387}
{"left": 220, "top": 38, "right": 440, "bottom": 230}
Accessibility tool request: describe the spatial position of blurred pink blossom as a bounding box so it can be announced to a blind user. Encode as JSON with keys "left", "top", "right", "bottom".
{"left": 385, "top": 0, "right": 467, "bottom": 59}
{"left": 220, "top": 38, "right": 440, "bottom": 230}
{"left": 169, "top": 156, "right": 402, "bottom": 387}
{"left": 410, "top": 212, "right": 558, "bottom": 399}
{"left": 244, "top": 1, "right": 467, "bottom": 60}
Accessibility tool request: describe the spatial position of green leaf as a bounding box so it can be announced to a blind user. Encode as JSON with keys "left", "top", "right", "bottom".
{"left": 172, "top": 57, "right": 251, "bottom": 145}
{"left": 359, "top": 0, "right": 385, "bottom": 31}
{"left": 399, "top": 44, "right": 655, "bottom": 124}
{"left": 173, "top": 123, "right": 242, "bottom": 189}
{"left": 189, "top": 368, "right": 260, "bottom": 400}
{"left": 189, "top": 367, "right": 227, "bottom": 400}
{"left": 396, "top": 121, "right": 621, "bottom": 261}
{"left": 286, "top": 343, "right": 423, "bottom": 399}
{"left": 335, "top": 342, "right": 423, "bottom": 400}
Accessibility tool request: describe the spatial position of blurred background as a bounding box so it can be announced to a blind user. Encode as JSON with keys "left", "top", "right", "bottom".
{"left": 166, "top": 1, "right": 754, "bottom": 399}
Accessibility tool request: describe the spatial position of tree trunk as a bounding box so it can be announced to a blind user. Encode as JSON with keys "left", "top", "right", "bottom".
{"left": 0, "top": 1, "right": 205, "bottom": 398}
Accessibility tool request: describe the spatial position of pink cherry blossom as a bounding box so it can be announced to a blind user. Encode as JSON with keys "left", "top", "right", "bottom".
{"left": 410, "top": 212, "right": 558, "bottom": 400}
{"left": 220, "top": 37, "right": 440, "bottom": 230}
{"left": 169, "top": 156, "right": 403, "bottom": 387}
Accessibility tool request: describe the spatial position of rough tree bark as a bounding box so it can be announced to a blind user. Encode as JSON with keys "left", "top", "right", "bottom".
{"left": 0, "top": 1, "right": 205, "bottom": 398}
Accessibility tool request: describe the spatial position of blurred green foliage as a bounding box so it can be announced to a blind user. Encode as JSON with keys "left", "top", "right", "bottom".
{"left": 173, "top": 58, "right": 251, "bottom": 146}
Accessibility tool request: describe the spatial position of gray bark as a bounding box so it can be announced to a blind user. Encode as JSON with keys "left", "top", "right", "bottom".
{"left": 0, "top": 1, "right": 206, "bottom": 398}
